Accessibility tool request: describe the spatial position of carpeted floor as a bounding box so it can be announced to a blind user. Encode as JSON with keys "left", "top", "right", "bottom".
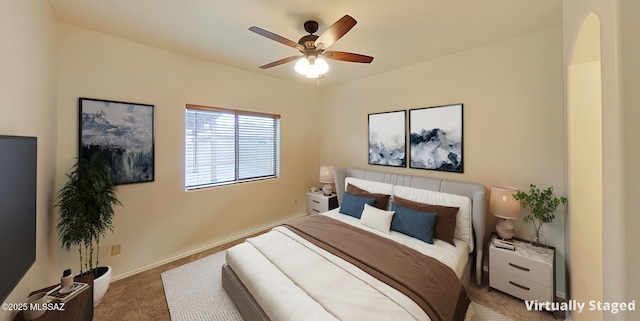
{"left": 94, "top": 230, "right": 562, "bottom": 321}
{"left": 161, "top": 251, "right": 242, "bottom": 321}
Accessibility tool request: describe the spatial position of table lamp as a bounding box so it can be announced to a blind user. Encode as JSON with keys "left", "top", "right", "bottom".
{"left": 490, "top": 185, "right": 520, "bottom": 240}
{"left": 319, "top": 166, "right": 335, "bottom": 196}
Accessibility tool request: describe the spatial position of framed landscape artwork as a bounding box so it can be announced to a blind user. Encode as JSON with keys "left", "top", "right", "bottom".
{"left": 368, "top": 110, "right": 406, "bottom": 167}
{"left": 79, "top": 98, "right": 155, "bottom": 185}
{"left": 409, "top": 104, "right": 463, "bottom": 173}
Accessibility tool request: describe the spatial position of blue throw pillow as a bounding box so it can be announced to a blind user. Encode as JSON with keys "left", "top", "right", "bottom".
{"left": 390, "top": 202, "right": 438, "bottom": 244}
{"left": 339, "top": 192, "right": 377, "bottom": 219}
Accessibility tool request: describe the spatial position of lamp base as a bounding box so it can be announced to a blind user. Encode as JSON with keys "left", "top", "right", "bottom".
{"left": 322, "top": 183, "right": 333, "bottom": 196}
{"left": 496, "top": 219, "right": 515, "bottom": 240}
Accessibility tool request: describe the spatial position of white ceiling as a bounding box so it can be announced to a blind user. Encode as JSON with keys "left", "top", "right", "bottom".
{"left": 46, "top": 0, "right": 562, "bottom": 88}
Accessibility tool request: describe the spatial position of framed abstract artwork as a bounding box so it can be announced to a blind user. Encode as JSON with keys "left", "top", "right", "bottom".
{"left": 409, "top": 104, "right": 463, "bottom": 173}
{"left": 368, "top": 110, "right": 406, "bottom": 167}
{"left": 79, "top": 97, "right": 155, "bottom": 185}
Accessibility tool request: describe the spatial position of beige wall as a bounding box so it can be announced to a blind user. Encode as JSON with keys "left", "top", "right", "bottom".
{"left": 0, "top": 1, "right": 58, "bottom": 320}
{"left": 568, "top": 59, "right": 603, "bottom": 321}
{"left": 620, "top": 0, "right": 640, "bottom": 314}
{"left": 55, "top": 23, "right": 323, "bottom": 280}
{"left": 318, "top": 28, "right": 567, "bottom": 295}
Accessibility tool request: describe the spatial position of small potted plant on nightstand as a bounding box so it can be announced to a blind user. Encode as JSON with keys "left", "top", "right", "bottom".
{"left": 513, "top": 184, "right": 567, "bottom": 249}
{"left": 56, "top": 152, "right": 121, "bottom": 305}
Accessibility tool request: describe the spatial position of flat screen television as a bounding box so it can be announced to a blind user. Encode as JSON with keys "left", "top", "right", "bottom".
{"left": 0, "top": 136, "right": 37, "bottom": 303}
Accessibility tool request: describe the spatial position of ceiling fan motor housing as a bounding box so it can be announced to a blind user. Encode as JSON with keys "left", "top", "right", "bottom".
{"left": 298, "top": 34, "right": 319, "bottom": 50}
{"left": 303, "top": 20, "right": 319, "bottom": 34}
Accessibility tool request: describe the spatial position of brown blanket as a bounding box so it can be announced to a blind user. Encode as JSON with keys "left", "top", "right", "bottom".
{"left": 283, "top": 215, "right": 470, "bottom": 321}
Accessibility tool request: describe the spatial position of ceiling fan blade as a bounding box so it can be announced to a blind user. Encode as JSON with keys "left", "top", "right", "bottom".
{"left": 314, "top": 15, "right": 357, "bottom": 50}
{"left": 323, "top": 51, "right": 374, "bottom": 63}
{"left": 249, "top": 26, "right": 304, "bottom": 51}
{"left": 259, "top": 56, "right": 302, "bottom": 69}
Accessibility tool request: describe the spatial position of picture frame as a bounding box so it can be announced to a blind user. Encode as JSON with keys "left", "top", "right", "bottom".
{"left": 368, "top": 110, "right": 406, "bottom": 167}
{"left": 409, "top": 104, "right": 463, "bottom": 173}
{"left": 79, "top": 97, "right": 155, "bottom": 185}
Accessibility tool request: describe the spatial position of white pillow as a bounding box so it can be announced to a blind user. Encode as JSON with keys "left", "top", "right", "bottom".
{"left": 344, "top": 177, "right": 394, "bottom": 196}
{"left": 360, "top": 203, "right": 395, "bottom": 234}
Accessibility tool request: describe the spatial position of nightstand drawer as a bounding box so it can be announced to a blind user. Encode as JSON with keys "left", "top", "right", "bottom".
{"left": 307, "top": 197, "right": 327, "bottom": 213}
{"left": 306, "top": 193, "right": 338, "bottom": 214}
{"left": 490, "top": 268, "right": 553, "bottom": 302}
{"left": 490, "top": 246, "right": 552, "bottom": 287}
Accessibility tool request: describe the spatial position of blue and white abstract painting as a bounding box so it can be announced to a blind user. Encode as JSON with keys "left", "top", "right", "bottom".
{"left": 409, "top": 104, "right": 463, "bottom": 173}
{"left": 368, "top": 110, "right": 406, "bottom": 167}
{"left": 79, "top": 98, "right": 154, "bottom": 185}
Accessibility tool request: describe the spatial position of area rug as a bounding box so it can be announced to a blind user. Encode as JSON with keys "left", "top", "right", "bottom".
{"left": 161, "top": 251, "right": 513, "bottom": 321}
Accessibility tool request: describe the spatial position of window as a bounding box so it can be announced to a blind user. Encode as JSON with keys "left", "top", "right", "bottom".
{"left": 185, "top": 105, "right": 280, "bottom": 190}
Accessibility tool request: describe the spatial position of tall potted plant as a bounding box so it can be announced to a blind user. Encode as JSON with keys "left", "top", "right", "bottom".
{"left": 513, "top": 184, "right": 567, "bottom": 248}
{"left": 56, "top": 152, "right": 121, "bottom": 305}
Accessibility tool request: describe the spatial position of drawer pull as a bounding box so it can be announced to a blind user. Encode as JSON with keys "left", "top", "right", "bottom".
{"left": 509, "top": 263, "right": 530, "bottom": 272}
{"left": 509, "top": 281, "right": 530, "bottom": 291}
{"left": 312, "top": 200, "right": 320, "bottom": 203}
{"left": 313, "top": 209, "right": 320, "bottom": 212}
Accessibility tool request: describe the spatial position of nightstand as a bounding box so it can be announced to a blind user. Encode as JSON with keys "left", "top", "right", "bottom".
{"left": 489, "top": 233, "right": 555, "bottom": 303}
{"left": 306, "top": 192, "right": 338, "bottom": 214}
{"left": 13, "top": 274, "right": 93, "bottom": 321}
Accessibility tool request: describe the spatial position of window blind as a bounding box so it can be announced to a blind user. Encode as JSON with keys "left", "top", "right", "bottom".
{"left": 185, "top": 105, "right": 280, "bottom": 189}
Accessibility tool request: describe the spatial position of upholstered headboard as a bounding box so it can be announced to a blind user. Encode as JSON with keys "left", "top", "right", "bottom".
{"left": 334, "top": 168, "right": 487, "bottom": 286}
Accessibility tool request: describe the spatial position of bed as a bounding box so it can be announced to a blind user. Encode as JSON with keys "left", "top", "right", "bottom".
{"left": 222, "top": 168, "right": 486, "bottom": 321}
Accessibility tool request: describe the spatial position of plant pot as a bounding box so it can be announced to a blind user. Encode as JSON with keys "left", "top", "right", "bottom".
{"left": 92, "top": 266, "right": 112, "bottom": 306}
{"left": 530, "top": 230, "right": 549, "bottom": 253}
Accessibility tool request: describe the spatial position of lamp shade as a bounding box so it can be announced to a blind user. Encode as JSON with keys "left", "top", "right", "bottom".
{"left": 319, "top": 166, "right": 335, "bottom": 183}
{"left": 490, "top": 186, "right": 520, "bottom": 219}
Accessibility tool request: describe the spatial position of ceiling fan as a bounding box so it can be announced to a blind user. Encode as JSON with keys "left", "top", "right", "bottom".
{"left": 249, "top": 15, "right": 374, "bottom": 79}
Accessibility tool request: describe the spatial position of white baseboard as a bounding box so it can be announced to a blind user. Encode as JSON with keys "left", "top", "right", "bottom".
{"left": 110, "top": 213, "right": 307, "bottom": 282}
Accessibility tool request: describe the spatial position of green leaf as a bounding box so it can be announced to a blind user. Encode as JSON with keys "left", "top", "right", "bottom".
{"left": 513, "top": 184, "right": 567, "bottom": 229}
{"left": 55, "top": 152, "right": 121, "bottom": 272}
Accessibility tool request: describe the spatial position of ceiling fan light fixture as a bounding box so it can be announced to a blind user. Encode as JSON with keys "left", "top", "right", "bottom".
{"left": 296, "top": 56, "right": 329, "bottom": 79}
{"left": 315, "top": 57, "right": 329, "bottom": 74}
{"left": 305, "top": 69, "right": 319, "bottom": 79}
{"left": 295, "top": 57, "right": 309, "bottom": 75}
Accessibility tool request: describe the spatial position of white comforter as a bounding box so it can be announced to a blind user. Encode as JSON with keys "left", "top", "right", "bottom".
{"left": 226, "top": 210, "right": 470, "bottom": 321}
